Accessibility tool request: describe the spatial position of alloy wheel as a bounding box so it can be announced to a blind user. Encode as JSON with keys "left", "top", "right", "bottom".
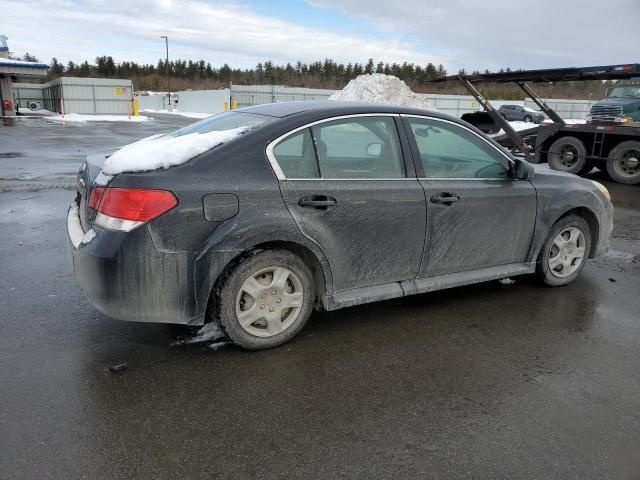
{"left": 548, "top": 226, "right": 587, "bottom": 278}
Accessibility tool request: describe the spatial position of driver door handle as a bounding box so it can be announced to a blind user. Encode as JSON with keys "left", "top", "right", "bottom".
{"left": 298, "top": 195, "right": 337, "bottom": 209}
{"left": 430, "top": 193, "right": 460, "bottom": 205}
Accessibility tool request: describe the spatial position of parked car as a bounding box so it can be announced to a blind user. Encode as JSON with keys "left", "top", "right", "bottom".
{"left": 499, "top": 104, "right": 545, "bottom": 123}
{"left": 68, "top": 102, "right": 613, "bottom": 350}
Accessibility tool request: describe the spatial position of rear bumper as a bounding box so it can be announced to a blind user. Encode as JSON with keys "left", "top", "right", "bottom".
{"left": 67, "top": 204, "right": 206, "bottom": 325}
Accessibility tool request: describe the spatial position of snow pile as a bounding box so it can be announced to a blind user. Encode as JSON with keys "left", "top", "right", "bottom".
{"left": 67, "top": 204, "right": 96, "bottom": 248}
{"left": 18, "top": 108, "right": 56, "bottom": 116}
{"left": 170, "top": 322, "right": 225, "bottom": 347}
{"left": 102, "top": 126, "right": 248, "bottom": 175}
{"left": 46, "top": 113, "right": 150, "bottom": 123}
{"left": 329, "top": 74, "right": 437, "bottom": 111}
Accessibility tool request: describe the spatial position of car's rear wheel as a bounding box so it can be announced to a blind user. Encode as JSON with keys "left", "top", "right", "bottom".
{"left": 537, "top": 215, "right": 591, "bottom": 286}
{"left": 606, "top": 140, "right": 640, "bottom": 184}
{"left": 213, "top": 249, "right": 314, "bottom": 350}
{"left": 524, "top": 115, "right": 533, "bottom": 123}
{"left": 547, "top": 137, "right": 588, "bottom": 174}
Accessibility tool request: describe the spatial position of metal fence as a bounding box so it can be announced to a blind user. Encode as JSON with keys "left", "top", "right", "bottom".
{"left": 230, "top": 85, "right": 337, "bottom": 108}
{"left": 14, "top": 77, "right": 134, "bottom": 114}
{"left": 16, "top": 80, "right": 596, "bottom": 119}
{"left": 229, "top": 85, "right": 594, "bottom": 120}
{"left": 12, "top": 83, "right": 44, "bottom": 109}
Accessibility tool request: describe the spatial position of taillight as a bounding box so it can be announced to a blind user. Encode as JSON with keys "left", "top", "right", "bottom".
{"left": 88, "top": 187, "right": 105, "bottom": 210}
{"left": 93, "top": 188, "right": 178, "bottom": 232}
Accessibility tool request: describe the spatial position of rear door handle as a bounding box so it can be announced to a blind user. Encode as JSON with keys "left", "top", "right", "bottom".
{"left": 298, "top": 196, "right": 337, "bottom": 209}
{"left": 430, "top": 193, "right": 460, "bottom": 205}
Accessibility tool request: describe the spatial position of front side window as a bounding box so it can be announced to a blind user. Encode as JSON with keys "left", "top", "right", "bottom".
{"left": 407, "top": 118, "right": 509, "bottom": 179}
{"left": 310, "top": 117, "right": 405, "bottom": 178}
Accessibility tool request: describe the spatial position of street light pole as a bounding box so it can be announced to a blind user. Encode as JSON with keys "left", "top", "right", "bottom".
{"left": 160, "top": 35, "right": 170, "bottom": 110}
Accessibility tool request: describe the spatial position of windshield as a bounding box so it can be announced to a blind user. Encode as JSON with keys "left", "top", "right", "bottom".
{"left": 166, "top": 111, "right": 275, "bottom": 138}
{"left": 608, "top": 86, "right": 640, "bottom": 99}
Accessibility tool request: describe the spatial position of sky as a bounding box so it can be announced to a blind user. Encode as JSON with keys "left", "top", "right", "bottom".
{"left": 4, "top": 0, "right": 639, "bottom": 72}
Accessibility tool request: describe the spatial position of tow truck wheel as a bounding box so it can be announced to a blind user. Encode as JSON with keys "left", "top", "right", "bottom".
{"left": 606, "top": 141, "right": 640, "bottom": 184}
{"left": 547, "top": 136, "right": 588, "bottom": 175}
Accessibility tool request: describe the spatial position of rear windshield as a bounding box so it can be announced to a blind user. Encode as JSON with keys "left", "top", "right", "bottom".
{"left": 167, "top": 111, "right": 275, "bottom": 138}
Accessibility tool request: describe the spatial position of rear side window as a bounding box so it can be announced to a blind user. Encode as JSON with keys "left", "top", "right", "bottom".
{"left": 310, "top": 117, "right": 405, "bottom": 178}
{"left": 272, "top": 129, "right": 319, "bottom": 178}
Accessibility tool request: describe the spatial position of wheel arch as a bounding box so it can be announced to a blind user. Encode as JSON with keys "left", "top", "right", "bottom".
{"left": 553, "top": 207, "right": 600, "bottom": 258}
{"left": 204, "top": 240, "right": 331, "bottom": 322}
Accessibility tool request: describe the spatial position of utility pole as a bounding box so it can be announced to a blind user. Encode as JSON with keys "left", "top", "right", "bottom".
{"left": 160, "top": 35, "right": 170, "bottom": 110}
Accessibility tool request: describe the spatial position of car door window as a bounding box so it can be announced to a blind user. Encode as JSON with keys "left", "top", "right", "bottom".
{"left": 272, "top": 128, "right": 319, "bottom": 178}
{"left": 310, "top": 117, "right": 405, "bottom": 178}
{"left": 408, "top": 118, "right": 509, "bottom": 179}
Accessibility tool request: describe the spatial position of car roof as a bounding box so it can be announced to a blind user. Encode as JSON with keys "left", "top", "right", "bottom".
{"left": 239, "top": 100, "right": 449, "bottom": 119}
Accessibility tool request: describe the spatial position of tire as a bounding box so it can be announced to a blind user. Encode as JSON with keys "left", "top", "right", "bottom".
{"left": 213, "top": 249, "right": 315, "bottom": 350}
{"left": 606, "top": 140, "right": 640, "bottom": 184}
{"left": 536, "top": 215, "right": 591, "bottom": 286}
{"left": 523, "top": 115, "right": 533, "bottom": 123}
{"left": 547, "top": 136, "right": 588, "bottom": 174}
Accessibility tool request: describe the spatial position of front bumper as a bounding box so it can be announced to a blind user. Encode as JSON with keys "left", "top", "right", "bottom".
{"left": 67, "top": 204, "right": 205, "bottom": 325}
{"left": 594, "top": 200, "right": 614, "bottom": 257}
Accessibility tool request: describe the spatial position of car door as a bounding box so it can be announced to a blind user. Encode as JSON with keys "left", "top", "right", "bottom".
{"left": 268, "top": 114, "right": 426, "bottom": 293}
{"left": 500, "top": 105, "right": 512, "bottom": 121}
{"left": 402, "top": 115, "right": 537, "bottom": 277}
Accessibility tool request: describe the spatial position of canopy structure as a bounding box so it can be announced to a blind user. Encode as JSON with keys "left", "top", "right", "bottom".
{"left": 0, "top": 36, "right": 49, "bottom": 116}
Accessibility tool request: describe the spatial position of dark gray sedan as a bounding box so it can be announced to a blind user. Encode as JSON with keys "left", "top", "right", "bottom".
{"left": 499, "top": 104, "right": 546, "bottom": 123}
{"left": 68, "top": 102, "right": 613, "bottom": 349}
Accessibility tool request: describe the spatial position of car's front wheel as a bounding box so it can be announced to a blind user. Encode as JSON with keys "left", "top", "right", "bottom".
{"left": 537, "top": 215, "right": 591, "bottom": 286}
{"left": 213, "top": 249, "right": 315, "bottom": 350}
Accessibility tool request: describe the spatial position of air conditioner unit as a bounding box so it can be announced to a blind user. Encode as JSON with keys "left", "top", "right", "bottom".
{"left": 28, "top": 101, "right": 42, "bottom": 111}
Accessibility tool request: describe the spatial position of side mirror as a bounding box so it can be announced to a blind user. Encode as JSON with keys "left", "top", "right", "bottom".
{"left": 414, "top": 127, "right": 430, "bottom": 138}
{"left": 366, "top": 143, "right": 382, "bottom": 156}
{"left": 514, "top": 159, "right": 534, "bottom": 180}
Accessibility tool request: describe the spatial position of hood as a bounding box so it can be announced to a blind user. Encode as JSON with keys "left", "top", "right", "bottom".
{"left": 594, "top": 97, "right": 640, "bottom": 108}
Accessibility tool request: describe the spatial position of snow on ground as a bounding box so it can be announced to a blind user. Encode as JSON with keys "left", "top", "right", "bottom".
{"left": 18, "top": 108, "right": 56, "bottom": 116}
{"left": 102, "top": 126, "right": 248, "bottom": 175}
{"left": 18, "top": 108, "right": 150, "bottom": 122}
{"left": 542, "top": 119, "right": 586, "bottom": 125}
{"left": 329, "top": 73, "right": 437, "bottom": 111}
{"left": 47, "top": 113, "right": 150, "bottom": 123}
{"left": 491, "top": 118, "right": 588, "bottom": 136}
{"left": 170, "top": 322, "right": 225, "bottom": 347}
{"left": 142, "top": 108, "right": 212, "bottom": 119}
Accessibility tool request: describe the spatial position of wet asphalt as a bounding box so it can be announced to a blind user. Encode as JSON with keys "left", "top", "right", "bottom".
{"left": 1, "top": 114, "right": 639, "bottom": 479}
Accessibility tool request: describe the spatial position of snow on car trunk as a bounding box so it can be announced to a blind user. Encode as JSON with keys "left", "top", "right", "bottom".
{"left": 329, "top": 73, "right": 437, "bottom": 111}
{"left": 102, "top": 127, "right": 249, "bottom": 175}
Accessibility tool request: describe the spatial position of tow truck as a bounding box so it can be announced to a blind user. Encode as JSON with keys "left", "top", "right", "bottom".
{"left": 429, "top": 64, "right": 640, "bottom": 184}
